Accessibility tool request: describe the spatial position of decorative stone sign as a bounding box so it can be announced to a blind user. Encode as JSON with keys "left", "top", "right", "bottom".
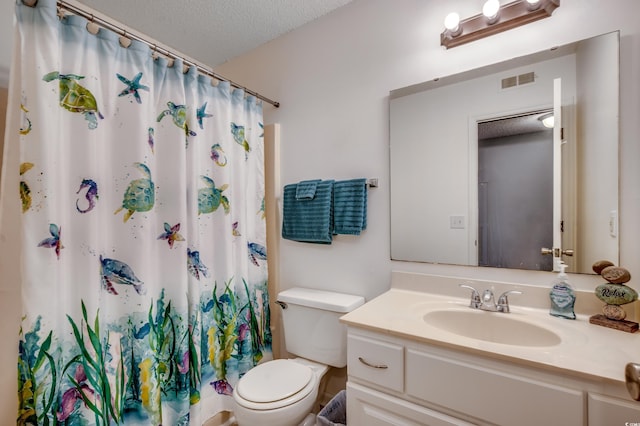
{"left": 589, "top": 261, "right": 638, "bottom": 333}
{"left": 595, "top": 283, "right": 638, "bottom": 305}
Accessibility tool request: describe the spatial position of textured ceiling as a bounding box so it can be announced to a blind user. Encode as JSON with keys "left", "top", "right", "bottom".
{"left": 478, "top": 112, "right": 553, "bottom": 140}
{"left": 74, "top": 0, "right": 353, "bottom": 68}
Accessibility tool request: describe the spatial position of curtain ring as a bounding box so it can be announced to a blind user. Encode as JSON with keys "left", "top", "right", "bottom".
{"left": 86, "top": 14, "right": 100, "bottom": 35}
{"left": 119, "top": 30, "right": 132, "bottom": 48}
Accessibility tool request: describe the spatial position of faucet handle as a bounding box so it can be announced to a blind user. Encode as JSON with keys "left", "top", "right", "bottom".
{"left": 459, "top": 283, "right": 481, "bottom": 308}
{"left": 497, "top": 290, "right": 522, "bottom": 313}
{"left": 482, "top": 289, "right": 495, "bottom": 304}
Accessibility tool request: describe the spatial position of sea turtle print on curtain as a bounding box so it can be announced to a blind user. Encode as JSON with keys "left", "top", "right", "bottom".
{"left": 5, "top": 1, "right": 272, "bottom": 424}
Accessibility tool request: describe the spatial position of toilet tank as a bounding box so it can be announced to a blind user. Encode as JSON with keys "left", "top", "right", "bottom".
{"left": 277, "top": 287, "right": 364, "bottom": 368}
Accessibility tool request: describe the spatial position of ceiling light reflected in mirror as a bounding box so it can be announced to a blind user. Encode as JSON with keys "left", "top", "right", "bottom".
{"left": 539, "top": 112, "right": 555, "bottom": 128}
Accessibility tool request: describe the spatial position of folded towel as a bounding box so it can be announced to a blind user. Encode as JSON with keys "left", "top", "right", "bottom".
{"left": 333, "top": 178, "right": 367, "bottom": 235}
{"left": 282, "top": 180, "right": 335, "bottom": 244}
{"left": 295, "top": 180, "right": 320, "bottom": 200}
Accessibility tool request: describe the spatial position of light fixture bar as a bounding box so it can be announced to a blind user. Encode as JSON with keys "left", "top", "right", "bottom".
{"left": 441, "top": 0, "right": 560, "bottom": 49}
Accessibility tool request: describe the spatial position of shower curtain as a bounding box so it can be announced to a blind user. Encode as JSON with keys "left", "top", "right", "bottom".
{"left": 1, "top": 0, "right": 271, "bottom": 424}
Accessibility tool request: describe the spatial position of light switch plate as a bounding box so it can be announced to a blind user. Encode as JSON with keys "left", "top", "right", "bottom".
{"left": 450, "top": 215, "right": 465, "bottom": 229}
{"left": 609, "top": 210, "right": 618, "bottom": 237}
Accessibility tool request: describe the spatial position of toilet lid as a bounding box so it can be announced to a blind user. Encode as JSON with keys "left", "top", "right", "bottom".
{"left": 236, "top": 359, "right": 313, "bottom": 403}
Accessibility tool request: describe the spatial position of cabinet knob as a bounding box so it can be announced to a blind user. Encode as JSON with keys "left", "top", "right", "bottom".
{"left": 626, "top": 363, "right": 640, "bottom": 401}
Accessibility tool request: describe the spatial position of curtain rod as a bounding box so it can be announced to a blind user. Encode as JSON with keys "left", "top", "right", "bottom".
{"left": 23, "top": 0, "right": 280, "bottom": 108}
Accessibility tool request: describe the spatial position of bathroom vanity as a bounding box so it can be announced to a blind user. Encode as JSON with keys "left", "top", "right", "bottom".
{"left": 340, "top": 272, "right": 640, "bottom": 426}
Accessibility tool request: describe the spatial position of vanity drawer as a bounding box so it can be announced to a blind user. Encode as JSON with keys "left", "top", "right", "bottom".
{"left": 347, "top": 333, "right": 404, "bottom": 393}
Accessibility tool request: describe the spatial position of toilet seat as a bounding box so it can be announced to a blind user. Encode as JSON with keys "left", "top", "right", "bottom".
{"left": 235, "top": 359, "right": 315, "bottom": 410}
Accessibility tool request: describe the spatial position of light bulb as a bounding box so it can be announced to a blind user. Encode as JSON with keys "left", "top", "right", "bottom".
{"left": 526, "top": 0, "right": 541, "bottom": 10}
{"left": 482, "top": 0, "right": 500, "bottom": 22}
{"left": 444, "top": 12, "right": 462, "bottom": 37}
{"left": 444, "top": 12, "right": 460, "bottom": 31}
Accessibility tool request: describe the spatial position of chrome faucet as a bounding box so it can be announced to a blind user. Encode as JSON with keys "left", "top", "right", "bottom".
{"left": 459, "top": 284, "right": 522, "bottom": 313}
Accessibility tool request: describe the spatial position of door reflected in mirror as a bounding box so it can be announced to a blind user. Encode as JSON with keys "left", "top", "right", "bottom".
{"left": 478, "top": 111, "right": 554, "bottom": 271}
{"left": 389, "top": 31, "right": 619, "bottom": 274}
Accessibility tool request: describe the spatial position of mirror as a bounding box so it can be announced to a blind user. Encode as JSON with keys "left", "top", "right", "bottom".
{"left": 389, "top": 31, "right": 619, "bottom": 274}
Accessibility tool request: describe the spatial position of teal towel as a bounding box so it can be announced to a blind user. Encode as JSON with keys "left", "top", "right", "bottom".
{"left": 295, "top": 180, "right": 320, "bottom": 200}
{"left": 333, "top": 178, "right": 367, "bottom": 235}
{"left": 282, "top": 180, "right": 334, "bottom": 244}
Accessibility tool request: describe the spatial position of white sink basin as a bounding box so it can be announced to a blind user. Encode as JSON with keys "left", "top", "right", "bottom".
{"left": 423, "top": 309, "right": 562, "bottom": 347}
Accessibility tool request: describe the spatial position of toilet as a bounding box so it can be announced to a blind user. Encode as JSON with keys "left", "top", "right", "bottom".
{"left": 232, "top": 287, "right": 365, "bottom": 426}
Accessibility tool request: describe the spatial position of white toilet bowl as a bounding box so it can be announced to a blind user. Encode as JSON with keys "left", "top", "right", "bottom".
{"left": 232, "top": 358, "right": 329, "bottom": 426}
{"left": 232, "top": 288, "right": 364, "bottom": 426}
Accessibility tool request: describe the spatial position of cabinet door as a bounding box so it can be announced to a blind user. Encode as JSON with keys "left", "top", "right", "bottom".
{"left": 588, "top": 393, "right": 640, "bottom": 425}
{"left": 347, "top": 382, "right": 476, "bottom": 426}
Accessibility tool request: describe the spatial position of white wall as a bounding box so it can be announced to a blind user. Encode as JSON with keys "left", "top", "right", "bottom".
{"left": 215, "top": 0, "right": 640, "bottom": 302}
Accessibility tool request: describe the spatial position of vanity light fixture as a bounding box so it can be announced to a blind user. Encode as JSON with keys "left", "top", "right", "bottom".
{"left": 441, "top": 0, "right": 560, "bottom": 49}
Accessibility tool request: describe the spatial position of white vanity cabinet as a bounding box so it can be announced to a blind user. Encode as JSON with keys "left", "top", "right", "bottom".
{"left": 347, "top": 332, "right": 474, "bottom": 426}
{"left": 346, "top": 328, "right": 640, "bottom": 426}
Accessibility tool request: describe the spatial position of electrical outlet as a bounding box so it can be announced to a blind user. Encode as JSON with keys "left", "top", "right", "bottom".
{"left": 450, "top": 215, "right": 465, "bottom": 229}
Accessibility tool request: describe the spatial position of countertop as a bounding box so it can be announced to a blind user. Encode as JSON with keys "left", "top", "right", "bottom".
{"left": 340, "top": 282, "right": 640, "bottom": 384}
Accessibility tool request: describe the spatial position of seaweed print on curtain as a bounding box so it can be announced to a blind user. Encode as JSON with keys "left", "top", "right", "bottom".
{"left": 6, "top": 1, "right": 272, "bottom": 424}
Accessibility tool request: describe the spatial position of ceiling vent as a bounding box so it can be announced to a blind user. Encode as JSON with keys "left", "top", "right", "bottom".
{"left": 501, "top": 71, "right": 535, "bottom": 89}
{"left": 518, "top": 72, "right": 535, "bottom": 85}
{"left": 501, "top": 76, "right": 518, "bottom": 89}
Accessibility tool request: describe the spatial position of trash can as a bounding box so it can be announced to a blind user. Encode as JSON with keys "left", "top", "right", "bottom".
{"left": 317, "top": 389, "right": 347, "bottom": 426}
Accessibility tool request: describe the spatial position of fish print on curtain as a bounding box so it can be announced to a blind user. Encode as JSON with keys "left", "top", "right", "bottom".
{"left": 7, "top": 1, "right": 272, "bottom": 424}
